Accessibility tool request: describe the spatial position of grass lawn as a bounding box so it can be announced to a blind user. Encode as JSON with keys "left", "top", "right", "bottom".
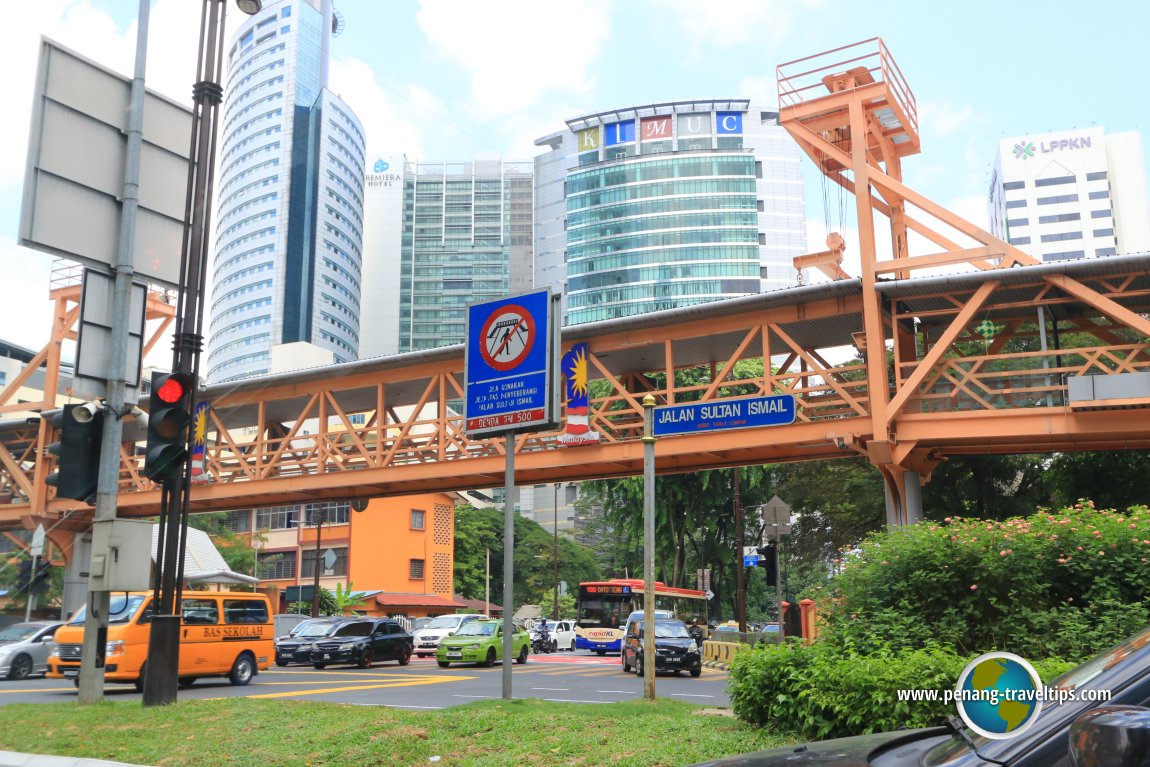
{"left": 0, "top": 697, "right": 794, "bottom": 767}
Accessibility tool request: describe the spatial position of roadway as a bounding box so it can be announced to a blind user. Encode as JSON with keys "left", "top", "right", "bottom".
{"left": 0, "top": 653, "right": 730, "bottom": 709}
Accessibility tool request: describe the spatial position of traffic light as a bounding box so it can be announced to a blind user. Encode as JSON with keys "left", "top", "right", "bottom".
{"left": 756, "top": 544, "right": 778, "bottom": 587}
{"left": 16, "top": 558, "right": 31, "bottom": 589}
{"left": 144, "top": 371, "right": 195, "bottom": 482}
{"left": 43, "top": 404, "right": 105, "bottom": 502}
{"left": 30, "top": 561, "right": 51, "bottom": 594}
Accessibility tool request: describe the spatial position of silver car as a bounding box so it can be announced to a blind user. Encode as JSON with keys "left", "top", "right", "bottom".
{"left": 0, "top": 621, "right": 62, "bottom": 680}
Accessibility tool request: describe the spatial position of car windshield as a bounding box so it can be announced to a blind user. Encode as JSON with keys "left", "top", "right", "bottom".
{"left": 0, "top": 624, "right": 40, "bottom": 642}
{"left": 654, "top": 622, "right": 691, "bottom": 638}
{"left": 295, "top": 622, "right": 342, "bottom": 638}
{"left": 68, "top": 595, "right": 146, "bottom": 625}
{"left": 424, "top": 616, "right": 462, "bottom": 630}
{"left": 456, "top": 622, "right": 497, "bottom": 637}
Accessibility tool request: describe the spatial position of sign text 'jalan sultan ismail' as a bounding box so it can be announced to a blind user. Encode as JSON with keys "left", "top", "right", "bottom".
{"left": 653, "top": 394, "right": 797, "bottom": 437}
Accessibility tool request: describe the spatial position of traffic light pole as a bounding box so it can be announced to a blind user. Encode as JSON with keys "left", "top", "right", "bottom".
{"left": 142, "top": 0, "right": 236, "bottom": 707}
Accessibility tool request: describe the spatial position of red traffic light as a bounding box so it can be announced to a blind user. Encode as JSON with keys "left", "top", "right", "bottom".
{"left": 155, "top": 373, "right": 192, "bottom": 404}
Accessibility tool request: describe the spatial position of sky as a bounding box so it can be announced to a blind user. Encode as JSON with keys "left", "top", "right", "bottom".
{"left": 1, "top": 0, "right": 1148, "bottom": 356}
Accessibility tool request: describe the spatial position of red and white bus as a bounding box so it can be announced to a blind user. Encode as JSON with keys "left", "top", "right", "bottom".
{"left": 574, "top": 579, "right": 708, "bottom": 654}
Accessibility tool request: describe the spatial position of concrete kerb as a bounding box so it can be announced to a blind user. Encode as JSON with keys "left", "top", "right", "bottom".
{"left": 0, "top": 752, "right": 153, "bottom": 767}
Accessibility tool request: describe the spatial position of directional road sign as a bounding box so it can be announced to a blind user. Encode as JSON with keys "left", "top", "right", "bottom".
{"left": 654, "top": 394, "right": 796, "bottom": 437}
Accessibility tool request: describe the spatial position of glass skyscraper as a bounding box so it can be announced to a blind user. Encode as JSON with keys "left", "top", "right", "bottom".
{"left": 207, "top": 0, "right": 366, "bottom": 383}
{"left": 534, "top": 100, "right": 806, "bottom": 325}
{"left": 359, "top": 159, "right": 533, "bottom": 357}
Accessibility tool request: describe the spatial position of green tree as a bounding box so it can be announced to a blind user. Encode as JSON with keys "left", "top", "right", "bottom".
{"left": 187, "top": 512, "right": 258, "bottom": 581}
{"left": 1046, "top": 450, "right": 1150, "bottom": 511}
{"left": 332, "top": 582, "right": 366, "bottom": 614}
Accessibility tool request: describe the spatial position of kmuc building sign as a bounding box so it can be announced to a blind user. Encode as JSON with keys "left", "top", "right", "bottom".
{"left": 576, "top": 109, "right": 745, "bottom": 151}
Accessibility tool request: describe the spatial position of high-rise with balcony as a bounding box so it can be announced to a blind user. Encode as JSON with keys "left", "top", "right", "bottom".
{"left": 533, "top": 100, "right": 807, "bottom": 325}
{"left": 988, "top": 127, "right": 1150, "bottom": 262}
{"left": 207, "top": 0, "right": 366, "bottom": 383}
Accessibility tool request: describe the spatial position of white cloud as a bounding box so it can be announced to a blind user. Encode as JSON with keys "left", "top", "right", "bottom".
{"left": 330, "top": 57, "right": 426, "bottom": 160}
{"left": 656, "top": 0, "right": 825, "bottom": 46}
{"left": 415, "top": 0, "right": 609, "bottom": 118}
{"left": 918, "top": 99, "right": 982, "bottom": 137}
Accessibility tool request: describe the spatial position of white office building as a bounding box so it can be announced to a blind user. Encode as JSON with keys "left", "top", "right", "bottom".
{"left": 533, "top": 100, "right": 807, "bottom": 325}
{"left": 988, "top": 127, "right": 1150, "bottom": 262}
{"left": 207, "top": 0, "right": 366, "bottom": 383}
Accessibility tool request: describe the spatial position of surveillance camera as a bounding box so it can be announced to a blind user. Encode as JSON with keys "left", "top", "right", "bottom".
{"left": 350, "top": 498, "right": 369, "bottom": 512}
{"left": 128, "top": 405, "right": 149, "bottom": 429}
{"left": 72, "top": 400, "right": 103, "bottom": 423}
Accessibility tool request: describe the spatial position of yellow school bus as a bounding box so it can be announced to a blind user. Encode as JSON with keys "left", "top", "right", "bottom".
{"left": 47, "top": 591, "right": 273, "bottom": 690}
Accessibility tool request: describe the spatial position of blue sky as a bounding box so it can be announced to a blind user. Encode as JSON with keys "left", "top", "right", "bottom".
{"left": 1, "top": 0, "right": 1148, "bottom": 353}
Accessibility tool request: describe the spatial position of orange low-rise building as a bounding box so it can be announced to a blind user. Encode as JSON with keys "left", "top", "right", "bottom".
{"left": 226, "top": 492, "right": 464, "bottom": 620}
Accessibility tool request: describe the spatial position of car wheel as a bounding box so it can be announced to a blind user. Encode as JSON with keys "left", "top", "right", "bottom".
{"left": 358, "top": 649, "right": 373, "bottom": 669}
{"left": 483, "top": 647, "right": 496, "bottom": 667}
{"left": 622, "top": 652, "right": 631, "bottom": 673}
{"left": 72, "top": 676, "right": 80, "bottom": 688}
{"left": 416, "top": 653, "right": 428, "bottom": 658}
{"left": 134, "top": 663, "right": 147, "bottom": 692}
{"left": 178, "top": 677, "right": 196, "bottom": 688}
{"left": 275, "top": 660, "right": 288, "bottom": 667}
{"left": 569, "top": 639, "right": 576, "bottom": 652}
{"left": 550, "top": 639, "right": 558, "bottom": 653}
{"left": 437, "top": 660, "right": 450, "bottom": 668}
{"left": 7, "top": 654, "right": 32, "bottom": 680}
{"left": 228, "top": 654, "right": 255, "bottom": 686}
{"left": 690, "top": 667, "right": 702, "bottom": 678}
{"left": 516, "top": 645, "right": 528, "bottom": 665}
{"left": 596, "top": 650, "right": 606, "bottom": 656}
{"left": 398, "top": 648, "right": 412, "bottom": 666}
{"left": 635, "top": 656, "right": 643, "bottom": 677}
{"left": 312, "top": 663, "right": 326, "bottom": 670}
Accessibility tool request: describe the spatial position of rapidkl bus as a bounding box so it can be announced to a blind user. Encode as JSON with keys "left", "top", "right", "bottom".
{"left": 574, "top": 579, "right": 708, "bottom": 654}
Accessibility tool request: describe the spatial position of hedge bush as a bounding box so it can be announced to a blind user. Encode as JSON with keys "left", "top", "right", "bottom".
{"left": 816, "top": 502, "right": 1150, "bottom": 659}
{"left": 728, "top": 640, "right": 1075, "bottom": 738}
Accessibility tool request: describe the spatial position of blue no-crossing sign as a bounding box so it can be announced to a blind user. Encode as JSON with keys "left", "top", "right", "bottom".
{"left": 465, "top": 289, "right": 560, "bottom": 437}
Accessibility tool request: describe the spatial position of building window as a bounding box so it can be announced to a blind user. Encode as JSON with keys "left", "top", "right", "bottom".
{"left": 411, "top": 509, "right": 426, "bottom": 530}
{"left": 303, "top": 501, "right": 349, "bottom": 526}
{"left": 1043, "top": 250, "right": 1085, "bottom": 261}
{"left": 256, "top": 505, "right": 298, "bottom": 531}
{"left": 1040, "top": 231, "right": 1083, "bottom": 243}
{"left": 1006, "top": 218, "right": 1028, "bottom": 228}
{"left": 1091, "top": 209, "right": 1112, "bottom": 219}
{"left": 1093, "top": 228, "right": 1115, "bottom": 237}
{"left": 1088, "top": 191, "right": 1109, "bottom": 200}
{"left": 1086, "top": 171, "right": 1108, "bottom": 181}
{"left": 1005, "top": 199, "right": 1027, "bottom": 209}
{"left": 409, "top": 559, "right": 425, "bottom": 579}
{"left": 258, "top": 551, "right": 296, "bottom": 580}
{"left": 225, "top": 510, "right": 251, "bottom": 533}
{"left": 1038, "top": 213, "right": 1081, "bottom": 224}
{"left": 1037, "top": 194, "right": 1078, "bottom": 205}
{"left": 1008, "top": 236, "right": 1031, "bottom": 245}
{"left": 1035, "top": 175, "right": 1076, "bottom": 187}
{"left": 1003, "top": 181, "right": 1025, "bottom": 190}
{"left": 302, "top": 547, "right": 348, "bottom": 578}
{"left": 1096, "top": 247, "right": 1117, "bottom": 257}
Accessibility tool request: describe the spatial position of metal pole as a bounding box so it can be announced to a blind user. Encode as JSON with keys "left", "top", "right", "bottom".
{"left": 79, "top": 0, "right": 150, "bottom": 705}
{"left": 775, "top": 527, "right": 784, "bottom": 640}
{"left": 501, "top": 435, "right": 515, "bottom": 700}
{"left": 24, "top": 553, "right": 38, "bottom": 623}
{"left": 642, "top": 395, "right": 656, "bottom": 700}
{"left": 734, "top": 469, "right": 746, "bottom": 631}
{"left": 144, "top": 0, "right": 254, "bottom": 706}
{"left": 311, "top": 505, "right": 325, "bottom": 618}
{"left": 485, "top": 548, "right": 490, "bottom": 618}
{"left": 552, "top": 483, "right": 559, "bottom": 621}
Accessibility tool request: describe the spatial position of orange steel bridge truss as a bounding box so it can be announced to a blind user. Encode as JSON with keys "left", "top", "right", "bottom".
{"left": 3, "top": 39, "right": 1149, "bottom": 541}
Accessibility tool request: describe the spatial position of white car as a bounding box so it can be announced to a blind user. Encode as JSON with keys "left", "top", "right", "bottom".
{"left": 412, "top": 614, "right": 486, "bottom": 657}
{"left": 533, "top": 619, "right": 577, "bottom": 652}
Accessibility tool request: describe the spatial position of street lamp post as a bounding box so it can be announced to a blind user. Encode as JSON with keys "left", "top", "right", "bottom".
{"left": 310, "top": 504, "right": 326, "bottom": 618}
{"left": 142, "top": 0, "right": 262, "bottom": 708}
{"left": 552, "top": 483, "right": 559, "bottom": 621}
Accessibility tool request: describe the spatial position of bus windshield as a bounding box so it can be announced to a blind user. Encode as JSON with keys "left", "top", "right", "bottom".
{"left": 68, "top": 594, "right": 148, "bottom": 626}
{"left": 577, "top": 580, "right": 707, "bottom": 630}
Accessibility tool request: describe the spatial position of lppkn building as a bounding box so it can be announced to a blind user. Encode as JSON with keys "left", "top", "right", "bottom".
{"left": 533, "top": 100, "right": 808, "bottom": 325}
{"left": 207, "top": 0, "right": 366, "bottom": 384}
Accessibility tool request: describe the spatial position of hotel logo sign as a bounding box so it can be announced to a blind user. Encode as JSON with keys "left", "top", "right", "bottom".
{"left": 368, "top": 158, "right": 401, "bottom": 188}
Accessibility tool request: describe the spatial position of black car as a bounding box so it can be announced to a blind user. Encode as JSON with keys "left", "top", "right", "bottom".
{"left": 621, "top": 618, "right": 702, "bottom": 678}
{"left": 310, "top": 618, "right": 413, "bottom": 669}
{"left": 688, "top": 624, "right": 1150, "bottom": 766}
{"left": 274, "top": 617, "right": 350, "bottom": 666}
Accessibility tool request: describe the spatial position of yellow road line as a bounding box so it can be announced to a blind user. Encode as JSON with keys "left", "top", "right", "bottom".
{"left": 212, "top": 675, "right": 473, "bottom": 700}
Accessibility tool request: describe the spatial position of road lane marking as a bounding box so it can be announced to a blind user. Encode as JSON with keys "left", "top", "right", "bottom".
{"left": 670, "top": 693, "right": 715, "bottom": 699}
{"left": 530, "top": 687, "right": 570, "bottom": 691}
{"left": 217, "top": 675, "right": 472, "bottom": 700}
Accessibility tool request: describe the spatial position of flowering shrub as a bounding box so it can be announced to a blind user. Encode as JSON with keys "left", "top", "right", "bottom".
{"left": 817, "top": 502, "right": 1150, "bottom": 660}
